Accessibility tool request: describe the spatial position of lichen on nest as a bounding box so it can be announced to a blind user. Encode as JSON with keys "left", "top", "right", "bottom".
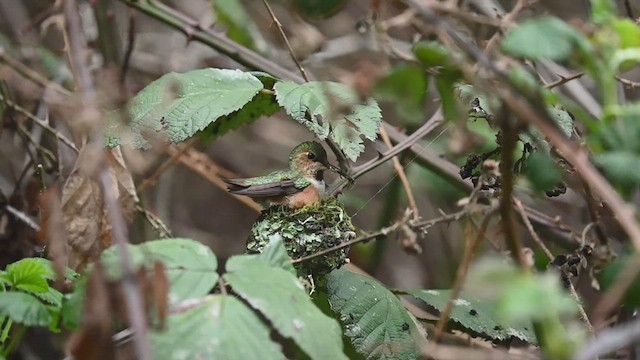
{"left": 246, "top": 197, "right": 356, "bottom": 278}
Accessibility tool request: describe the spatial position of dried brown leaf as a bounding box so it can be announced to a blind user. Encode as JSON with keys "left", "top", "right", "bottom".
{"left": 62, "top": 147, "right": 139, "bottom": 270}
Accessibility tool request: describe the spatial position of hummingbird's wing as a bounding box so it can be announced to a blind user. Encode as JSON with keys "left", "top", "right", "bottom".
{"left": 223, "top": 178, "right": 300, "bottom": 197}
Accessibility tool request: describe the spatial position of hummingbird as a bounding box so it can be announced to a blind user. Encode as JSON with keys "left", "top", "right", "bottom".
{"left": 224, "top": 141, "right": 351, "bottom": 209}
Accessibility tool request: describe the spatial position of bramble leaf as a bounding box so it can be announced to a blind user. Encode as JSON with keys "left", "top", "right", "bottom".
{"left": 274, "top": 80, "right": 382, "bottom": 161}
{"left": 225, "top": 254, "right": 347, "bottom": 360}
{"left": 106, "top": 68, "right": 263, "bottom": 148}
{"left": 501, "top": 16, "right": 589, "bottom": 61}
{"left": 399, "top": 289, "right": 537, "bottom": 344}
{"left": 0, "top": 291, "right": 52, "bottom": 327}
{"left": 326, "top": 268, "right": 425, "bottom": 360}
{"left": 150, "top": 295, "right": 286, "bottom": 360}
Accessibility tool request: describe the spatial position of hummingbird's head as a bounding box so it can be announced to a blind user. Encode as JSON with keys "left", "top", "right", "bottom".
{"left": 289, "top": 141, "right": 349, "bottom": 181}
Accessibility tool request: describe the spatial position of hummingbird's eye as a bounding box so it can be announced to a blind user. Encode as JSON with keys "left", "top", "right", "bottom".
{"left": 307, "top": 152, "right": 316, "bottom": 160}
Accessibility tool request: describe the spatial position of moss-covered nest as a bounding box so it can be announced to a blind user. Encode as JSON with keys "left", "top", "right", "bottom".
{"left": 246, "top": 197, "right": 356, "bottom": 278}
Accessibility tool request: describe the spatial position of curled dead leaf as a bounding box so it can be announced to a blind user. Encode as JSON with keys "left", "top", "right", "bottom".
{"left": 62, "top": 147, "right": 139, "bottom": 270}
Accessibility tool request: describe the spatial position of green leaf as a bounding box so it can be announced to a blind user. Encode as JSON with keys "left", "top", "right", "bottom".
{"left": 292, "top": 0, "right": 348, "bottom": 19}
{"left": 594, "top": 151, "right": 640, "bottom": 194}
{"left": 107, "top": 68, "right": 263, "bottom": 148}
{"left": 225, "top": 254, "right": 347, "bottom": 360}
{"left": 151, "top": 295, "right": 286, "bottom": 360}
{"left": 612, "top": 19, "right": 640, "bottom": 49}
{"left": 547, "top": 107, "right": 574, "bottom": 138}
{"left": 200, "top": 72, "right": 280, "bottom": 143}
{"left": 0, "top": 291, "right": 52, "bottom": 326}
{"left": 399, "top": 289, "right": 537, "bottom": 344}
{"left": 326, "top": 268, "right": 425, "bottom": 360}
{"left": 413, "top": 41, "right": 456, "bottom": 68}
{"left": 213, "top": 0, "right": 262, "bottom": 50}
{"left": 466, "top": 257, "right": 580, "bottom": 323}
{"left": 32, "top": 287, "right": 64, "bottom": 307}
{"left": 29, "top": 258, "right": 79, "bottom": 281}
{"left": 373, "top": 64, "right": 427, "bottom": 123}
{"left": 525, "top": 151, "right": 563, "bottom": 193}
{"left": 501, "top": 16, "right": 588, "bottom": 61}
{"left": 599, "top": 253, "right": 640, "bottom": 306}
{"left": 256, "top": 236, "right": 297, "bottom": 275}
{"left": 61, "top": 275, "right": 87, "bottom": 330}
{"left": 436, "top": 72, "right": 463, "bottom": 121}
{"left": 5, "top": 258, "right": 49, "bottom": 294}
{"left": 591, "top": 0, "right": 616, "bottom": 24}
{"left": 101, "top": 238, "right": 218, "bottom": 302}
{"left": 274, "top": 80, "right": 382, "bottom": 161}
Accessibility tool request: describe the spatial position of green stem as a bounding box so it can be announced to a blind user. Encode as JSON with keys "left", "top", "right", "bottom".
{"left": 0, "top": 318, "right": 11, "bottom": 344}
{"left": 0, "top": 323, "right": 24, "bottom": 357}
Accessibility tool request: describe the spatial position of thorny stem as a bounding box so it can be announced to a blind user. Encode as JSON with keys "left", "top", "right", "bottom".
{"left": 433, "top": 212, "right": 493, "bottom": 342}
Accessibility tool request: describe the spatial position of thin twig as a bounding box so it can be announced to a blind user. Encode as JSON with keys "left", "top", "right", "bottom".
{"left": 513, "top": 198, "right": 553, "bottom": 259}
{"left": 514, "top": 198, "right": 594, "bottom": 333}
{"left": 434, "top": 211, "right": 493, "bottom": 342}
{"left": 261, "top": 0, "right": 309, "bottom": 82}
{"left": 0, "top": 93, "right": 79, "bottom": 152}
{"left": 292, "top": 209, "right": 469, "bottom": 264}
{"left": 135, "top": 204, "right": 172, "bottom": 238}
{"left": 379, "top": 126, "right": 420, "bottom": 221}
{"left": 483, "top": 0, "right": 529, "bottom": 55}
{"left": 330, "top": 111, "right": 445, "bottom": 194}
{"left": 0, "top": 48, "right": 72, "bottom": 97}
{"left": 546, "top": 72, "right": 585, "bottom": 89}
{"left": 616, "top": 75, "right": 640, "bottom": 89}
{"left": 172, "top": 146, "right": 262, "bottom": 213}
{"left": 138, "top": 138, "right": 200, "bottom": 192}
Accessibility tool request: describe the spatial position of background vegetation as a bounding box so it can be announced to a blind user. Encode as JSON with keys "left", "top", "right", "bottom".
{"left": 0, "top": 0, "right": 640, "bottom": 359}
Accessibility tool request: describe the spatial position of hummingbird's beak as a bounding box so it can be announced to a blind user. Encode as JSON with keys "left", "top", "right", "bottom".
{"left": 325, "top": 162, "right": 355, "bottom": 184}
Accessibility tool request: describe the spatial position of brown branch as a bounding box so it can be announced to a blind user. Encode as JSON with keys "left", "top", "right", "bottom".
{"left": 513, "top": 198, "right": 553, "bottom": 259}
{"left": 546, "top": 72, "right": 585, "bottom": 89}
{"left": 498, "top": 107, "right": 528, "bottom": 268}
{"left": 379, "top": 126, "right": 420, "bottom": 221}
{"left": 0, "top": 93, "right": 79, "bottom": 153}
{"left": 261, "top": 0, "right": 309, "bottom": 82}
{"left": 433, "top": 211, "right": 493, "bottom": 342}
{"left": 580, "top": 178, "right": 608, "bottom": 245}
{"left": 121, "top": 9, "right": 136, "bottom": 83}
{"left": 63, "top": 1, "right": 151, "bottom": 359}
{"left": 135, "top": 204, "right": 172, "bottom": 238}
{"left": 0, "top": 48, "right": 72, "bottom": 98}
{"left": 137, "top": 138, "right": 200, "bottom": 192}
{"left": 616, "top": 75, "right": 640, "bottom": 89}
{"left": 172, "top": 146, "right": 262, "bottom": 213}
